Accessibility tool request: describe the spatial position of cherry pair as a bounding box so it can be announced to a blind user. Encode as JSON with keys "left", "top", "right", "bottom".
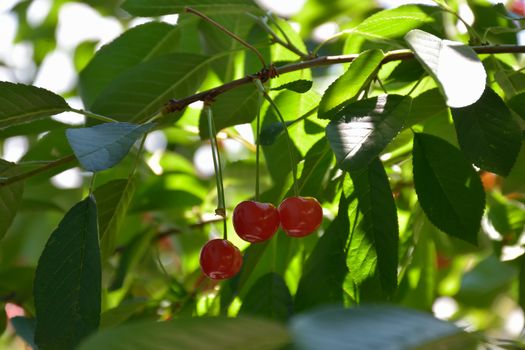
{"left": 232, "top": 196, "right": 323, "bottom": 243}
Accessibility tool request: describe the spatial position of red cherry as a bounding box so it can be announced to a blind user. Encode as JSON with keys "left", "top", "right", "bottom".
{"left": 233, "top": 201, "right": 280, "bottom": 243}
{"left": 278, "top": 196, "right": 323, "bottom": 237}
{"left": 200, "top": 239, "right": 243, "bottom": 280}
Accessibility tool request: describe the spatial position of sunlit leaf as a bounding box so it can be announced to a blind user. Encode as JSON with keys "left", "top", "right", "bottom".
{"left": 412, "top": 133, "right": 485, "bottom": 244}
{"left": 353, "top": 4, "right": 438, "bottom": 41}
{"left": 405, "top": 29, "right": 486, "bottom": 108}
{"left": 318, "top": 50, "right": 384, "bottom": 119}
{"left": 291, "top": 305, "right": 478, "bottom": 350}
{"left": 326, "top": 95, "right": 412, "bottom": 171}
{"left": 66, "top": 122, "right": 153, "bottom": 172}
{"left": 34, "top": 196, "right": 100, "bottom": 350}
{"left": 451, "top": 87, "right": 522, "bottom": 176}
{"left": 0, "top": 82, "right": 70, "bottom": 130}
{"left": 78, "top": 317, "right": 290, "bottom": 350}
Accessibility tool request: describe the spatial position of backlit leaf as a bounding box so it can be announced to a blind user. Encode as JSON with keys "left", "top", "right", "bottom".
{"left": 318, "top": 50, "right": 384, "bottom": 119}
{"left": 0, "top": 160, "right": 24, "bottom": 240}
{"left": 122, "top": 0, "right": 259, "bottom": 16}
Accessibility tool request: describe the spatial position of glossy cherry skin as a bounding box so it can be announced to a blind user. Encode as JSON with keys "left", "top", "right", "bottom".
{"left": 278, "top": 196, "right": 323, "bottom": 237}
{"left": 233, "top": 201, "right": 280, "bottom": 243}
{"left": 200, "top": 239, "right": 243, "bottom": 280}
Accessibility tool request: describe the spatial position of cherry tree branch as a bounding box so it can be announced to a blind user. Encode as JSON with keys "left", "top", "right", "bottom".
{"left": 163, "top": 44, "right": 525, "bottom": 113}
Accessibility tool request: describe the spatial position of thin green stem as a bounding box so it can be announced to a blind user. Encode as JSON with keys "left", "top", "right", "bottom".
{"left": 70, "top": 108, "right": 117, "bottom": 123}
{"left": 128, "top": 133, "right": 147, "bottom": 179}
{"left": 186, "top": 7, "right": 267, "bottom": 69}
{"left": 254, "top": 79, "right": 299, "bottom": 196}
{"left": 206, "top": 106, "right": 227, "bottom": 240}
{"left": 254, "top": 80, "right": 264, "bottom": 202}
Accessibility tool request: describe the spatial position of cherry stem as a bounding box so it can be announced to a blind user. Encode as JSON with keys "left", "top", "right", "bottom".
{"left": 205, "top": 105, "right": 228, "bottom": 240}
{"left": 254, "top": 79, "right": 263, "bottom": 202}
{"left": 254, "top": 79, "right": 299, "bottom": 196}
{"left": 186, "top": 7, "right": 267, "bottom": 69}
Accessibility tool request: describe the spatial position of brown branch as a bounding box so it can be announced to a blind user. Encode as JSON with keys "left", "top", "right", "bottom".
{"left": 164, "top": 45, "right": 525, "bottom": 114}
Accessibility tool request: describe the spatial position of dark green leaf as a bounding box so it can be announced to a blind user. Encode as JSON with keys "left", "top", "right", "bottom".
{"left": 34, "top": 196, "right": 101, "bottom": 350}
{"left": 294, "top": 138, "right": 334, "bottom": 198}
{"left": 0, "top": 160, "right": 24, "bottom": 240}
{"left": 456, "top": 255, "right": 518, "bottom": 307}
{"left": 0, "top": 82, "right": 70, "bottom": 130}
{"left": 326, "top": 95, "right": 412, "bottom": 171}
{"left": 199, "top": 84, "right": 258, "bottom": 138}
{"left": 0, "top": 302, "right": 5, "bottom": 335}
{"left": 121, "top": 0, "right": 259, "bottom": 16}
{"left": 79, "top": 22, "right": 181, "bottom": 108}
{"left": 318, "top": 49, "right": 384, "bottom": 119}
{"left": 405, "top": 29, "right": 486, "bottom": 108}
{"left": 353, "top": 4, "right": 437, "bottom": 40}
{"left": 412, "top": 133, "right": 485, "bottom": 244}
{"left": 259, "top": 121, "right": 293, "bottom": 146}
{"left": 78, "top": 317, "right": 290, "bottom": 350}
{"left": 271, "top": 80, "right": 313, "bottom": 93}
{"left": 239, "top": 272, "right": 293, "bottom": 321}
{"left": 508, "top": 91, "right": 525, "bottom": 121}
{"left": 11, "top": 317, "right": 38, "bottom": 350}
{"left": 66, "top": 122, "right": 153, "bottom": 172}
{"left": 90, "top": 53, "right": 208, "bottom": 122}
{"left": 291, "top": 305, "right": 478, "bottom": 350}
{"left": 93, "top": 178, "right": 136, "bottom": 260}
{"left": 451, "top": 87, "right": 522, "bottom": 176}
{"left": 295, "top": 190, "right": 355, "bottom": 312}
{"left": 348, "top": 158, "right": 398, "bottom": 295}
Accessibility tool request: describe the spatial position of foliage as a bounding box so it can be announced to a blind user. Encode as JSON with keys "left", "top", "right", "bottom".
{"left": 0, "top": 0, "right": 524, "bottom": 349}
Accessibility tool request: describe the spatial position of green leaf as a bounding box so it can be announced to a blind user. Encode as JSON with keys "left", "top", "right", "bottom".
{"left": 295, "top": 190, "right": 355, "bottom": 312}
{"left": 34, "top": 196, "right": 101, "bottom": 350}
{"left": 507, "top": 91, "right": 525, "bottom": 121}
{"left": 404, "top": 29, "right": 486, "bottom": 108}
{"left": 259, "top": 120, "right": 293, "bottom": 146}
{"left": 407, "top": 88, "right": 448, "bottom": 126}
{"left": 353, "top": 4, "right": 437, "bottom": 41}
{"left": 100, "top": 299, "right": 148, "bottom": 329}
{"left": 326, "top": 95, "right": 412, "bottom": 171}
{"left": 122, "top": 0, "right": 259, "bottom": 16}
{"left": 11, "top": 317, "right": 38, "bottom": 350}
{"left": 456, "top": 255, "right": 518, "bottom": 307}
{"left": 451, "top": 87, "right": 522, "bottom": 176}
{"left": 93, "top": 178, "right": 136, "bottom": 260}
{"left": 520, "top": 255, "right": 525, "bottom": 314}
{"left": 291, "top": 305, "right": 478, "bottom": 350}
{"left": 90, "top": 53, "right": 208, "bottom": 122}
{"left": 0, "top": 82, "right": 70, "bottom": 130}
{"left": 66, "top": 122, "right": 153, "bottom": 172}
{"left": 271, "top": 79, "right": 313, "bottom": 93}
{"left": 348, "top": 158, "right": 399, "bottom": 295}
{"left": 199, "top": 84, "right": 258, "bottom": 138}
{"left": 0, "top": 302, "right": 5, "bottom": 335}
{"left": 239, "top": 272, "right": 293, "bottom": 321}
{"left": 318, "top": 49, "right": 384, "bottom": 119}
{"left": 412, "top": 133, "right": 485, "bottom": 244}
{"left": 78, "top": 317, "right": 290, "bottom": 350}
{"left": 79, "top": 22, "right": 181, "bottom": 108}
{"left": 0, "top": 160, "right": 24, "bottom": 240}
{"left": 294, "top": 138, "right": 334, "bottom": 198}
